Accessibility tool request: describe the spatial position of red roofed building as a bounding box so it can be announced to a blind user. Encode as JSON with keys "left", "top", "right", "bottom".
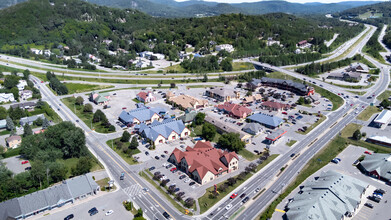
{"left": 216, "top": 102, "right": 252, "bottom": 118}
{"left": 260, "top": 101, "right": 290, "bottom": 111}
{"left": 136, "top": 92, "right": 156, "bottom": 103}
{"left": 168, "top": 141, "right": 239, "bottom": 185}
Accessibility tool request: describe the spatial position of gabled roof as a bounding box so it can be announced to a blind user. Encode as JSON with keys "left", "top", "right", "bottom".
{"left": 94, "top": 95, "right": 108, "bottom": 103}
{"left": 178, "top": 111, "right": 197, "bottom": 123}
{"left": 217, "top": 102, "right": 252, "bottom": 118}
{"left": 261, "top": 101, "right": 290, "bottom": 109}
{"left": 260, "top": 77, "right": 311, "bottom": 93}
{"left": 6, "top": 135, "right": 21, "bottom": 143}
{"left": 208, "top": 87, "right": 236, "bottom": 98}
{"left": 119, "top": 107, "right": 163, "bottom": 123}
{"left": 170, "top": 141, "right": 238, "bottom": 180}
{"left": 360, "top": 153, "right": 391, "bottom": 181}
{"left": 242, "top": 123, "right": 262, "bottom": 134}
{"left": 142, "top": 119, "right": 186, "bottom": 141}
{"left": 248, "top": 113, "right": 283, "bottom": 127}
{"left": 137, "top": 92, "right": 149, "bottom": 100}
{"left": 169, "top": 95, "right": 208, "bottom": 109}
{"left": 286, "top": 170, "right": 368, "bottom": 220}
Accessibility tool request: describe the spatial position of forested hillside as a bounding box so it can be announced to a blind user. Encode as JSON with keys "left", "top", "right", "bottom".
{"left": 0, "top": 0, "right": 364, "bottom": 63}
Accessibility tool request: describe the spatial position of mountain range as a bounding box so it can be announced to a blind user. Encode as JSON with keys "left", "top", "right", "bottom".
{"left": 0, "top": 0, "right": 382, "bottom": 17}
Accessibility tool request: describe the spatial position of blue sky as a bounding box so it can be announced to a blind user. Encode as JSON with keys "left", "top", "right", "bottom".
{"left": 175, "top": 0, "right": 385, "bottom": 3}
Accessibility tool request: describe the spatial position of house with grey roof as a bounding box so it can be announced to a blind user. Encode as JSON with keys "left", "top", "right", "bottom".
{"left": 0, "top": 174, "right": 99, "bottom": 219}
{"left": 138, "top": 119, "right": 190, "bottom": 146}
{"left": 19, "top": 114, "right": 46, "bottom": 126}
{"left": 119, "top": 107, "right": 166, "bottom": 125}
{"left": 327, "top": 71, "right": 361, "bottom": 82}
{"left": 242, "top": 123, "right": 262, "bottom": 135}
{"left": 11, "top": 102, "right": 36, "bottom": 110}
{"left": 285, "top": 170, "right": 368, "bottom": 220}
{"left": 358, "top": 153, "right": 391, "bottom": 184}
{"left": 178, "top": 111, "right": 197, "bottom": 124}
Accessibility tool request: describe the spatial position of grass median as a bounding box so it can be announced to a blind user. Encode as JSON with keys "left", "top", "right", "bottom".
{"left": 106, "top": 138, "right": 140, "bottom": 165}
{"left": 356, "top": 106, "right": 381, "bottom": 121}
{"left": 198, "top": 154, "right": 278, "bottom": 214}
{"left": 65, "top": 83, "right": 114, "bottom": 94}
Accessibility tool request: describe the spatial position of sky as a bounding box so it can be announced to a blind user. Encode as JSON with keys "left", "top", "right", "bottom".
{"left": 175, "top": 0, "right": 386, "bottom": 3}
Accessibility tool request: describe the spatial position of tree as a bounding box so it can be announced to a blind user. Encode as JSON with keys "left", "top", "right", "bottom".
{"left": 76, "top": 96, "right": 84, "bottom": 105}
{"left": 380, "top": 99, "right": 391, "bottom": 108}
{"left": 218, "top": 133, "right": 245, "bottom": 152}
{"left": 83, "top": 104, "right": 93, "bottom": 112}
{"left": 194, "top": 112, "right": 206, "bottom": 125}
{"left": 0, "top": 107, "right": 7, "bottom": 120}
{"left": 31, "top": 160, "right": 46, "bottom": 188}
{"left": 202, "top": 74, "right": 208, "bottom": 82}
{"left": 93, "top": 110, "right": 107, "bottom": 123}
{"left": 48, "top": 162, "right": 67, "bottom": 182}
{"left": 121, "top": 131, "right": 131, "bottom": 142}
{"left": 10, "top": 87, "right": 19, "bottom": 101}
{"left": 175, "top": 193, "right": 183, "bottom": 201}
{"left": 6, "top": 116, "right": 14, "bottom": 131}
{"left": 134, "top": 208, "right": 143, "bottom": 218}
{"left": 353, "top": 129, "right": 362, "bottom": 140}
{"left": 129, "top": 136, "right": 139, "bottom": 149}
{"left": 221, "top": 58, "right": 233, "bottom": 71}
{"left": 227, "top": 177, "right": 237, "bottom": 186}
{"left": 23, "top": 124, "right": 33, "bottom": 137}
{"left": 246, "top": 91, "right": 252, "bottom": 96}
{"left": 170, "top": 83, "right": 176, "bottom": 88}
{"left": 42, "top": 118, "right": 50, "bottom": 129}
{"left": 23, "top": 69, "right": 30, "bottom": 80}
{"left": 202, "top": 123, "right": 216, "bottom": 141}
{"left": 185, "top": 198, "right": 195, "bottom": 208}
{"left": 34, "top": 117, "right": 43, "bottom": 126}
{"left": 108, "top": 125, "right": 116, "bottom": 131}
{"left": 4, "top": 75, "right": 19, "bottom": 89}
{"left": 72, "top": 157, "right": 92, "bottom": 176}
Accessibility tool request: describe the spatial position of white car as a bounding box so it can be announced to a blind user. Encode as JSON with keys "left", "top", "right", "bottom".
{"left": 225, "top": 204, "right": 232, "bottom": 210}
{"left": 184, "top": 178, "right": 191, "bottom": 183}
{"left": 105, "top": 210, "right": 114, "bottom": 216}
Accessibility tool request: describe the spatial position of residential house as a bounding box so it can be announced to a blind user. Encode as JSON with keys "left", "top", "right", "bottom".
{"left": 168, "top": 141, "right": 239, "bottom": 185}
{"left": 11, "top": 102, "right": 36, "bottom": 110}
{"left": 260, "top": 101, "right": 291, "bottom": 111}
{"left": 138, "top": 119, "right": 190, "bottom": 146}
{"left": 251, "top": 78, "right": 314, "bottom": 96}
{"left": 0, "top": 174, "right": 99, "bottom": 220}
{"left": 327, "top": 71, "right": 361, "bottom": 82}
{"left": 19, "top": 114, "right": 46, "bottom": 126}
{"left": 119, "top": 107, "right": 164, "bottom": 125}
{"left": 247, "top": 113, "right": 283, "bottom": 129}
{"left": 285, "top": 170, "right": 368, "bottom": 220}
{"left": 346, "top": 63, "right": 369, "bottom": 73}
{"left": 30, "top": 48, "right": 43, "bottom": 55}
{"left": 17, "top": 80, "right": 28, "bottom": 91}
{"left": 267, "top": 38, "right": 280, "bottom": 47}
{"left": 178, "top": 111, "right": 197, "bottom": 124}
{"left": 0, "top": 93, "right": 15, "bottom": 103}
{"left": 135, "top": 60, "right": 149, "bottom": 68}
{"left": 102, "top": 39, "right": 112, "bottom": 45}
{"left": 20, "top": 90, "right": 33, "bottom": 100}
{"left": 136, "top": 92, "right": 156, "bottom": 103}
{"left": 358, "top": 153, "right": 391, "bottom": 184}
{"left": 297, "top": 40, "right": 311, "bottom": 49}
{"left": 90, "top": 91, "right": 110, "bottom": 105}
{"left": 6, "top": 135, "right": 22, "bottom": 149}
{"left": 168, "top": 95, "right": 208, "bottom": 110}
{"left": 216, "top": 102, "right": 252, "bottom": 119}
{"left": 215, "top": 44, "right": 234, "bottom": 53}
{"left": 205, "top": 87, "right": 240, "bottom": 102}
{"left": 242, "top": 123, "right": 262, "bottom": 135}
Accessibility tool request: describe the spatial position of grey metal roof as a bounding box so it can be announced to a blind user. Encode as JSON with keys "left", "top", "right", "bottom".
{"left": 242, "top": 123, "right": 261, "bottom": 134}
{"left": 19, "top": 114, "right": 46, "bottom": 125}
{"left": 66, "top": 175, "right": 98, "bottom": 198}
{"left": 247, "top": 113, "right": 283, "bottom": 128}
{"left": 286, "top": 170, "right": 368, "bottom": 220}
{"left": 18, "top": 189, "right": 49, "bottom": 215}
{"left": 119, "top": 107, "right": 165, "bottom": 124}
{"left": 141, "top": 119, "right": 186, "bottom": 142}
{"left": 43, "top": 184, "right": 72, "bottom": 207}
{"left": 10, "top": 102, "right": 36, "bottom": 109}
{"left": 0, "top": 198, "right": 22, "bottom": 220}
{"left": 360, "top": 153, "right": 391, "bottom": 181}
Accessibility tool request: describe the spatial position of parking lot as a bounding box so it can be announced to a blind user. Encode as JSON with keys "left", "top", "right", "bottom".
{"left": 273, "top": 145, "right": 391, "bottom": 220}
{"left": 1, "top": 156, "right": 31, "bottom": 175}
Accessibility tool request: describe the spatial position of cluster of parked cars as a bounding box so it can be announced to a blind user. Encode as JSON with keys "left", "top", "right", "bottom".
{"left": 367, "top": 188, "right": 386, "bottom": 204}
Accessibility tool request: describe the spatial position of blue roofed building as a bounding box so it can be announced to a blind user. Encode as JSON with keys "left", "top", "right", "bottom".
{"left": 138, "top": 119, "right": 191, "bottom": 146}
{"left": 247, "top": 113, "right": 283, "bottom": 129}
{"left": 118, "top": 107, "right": 166, "bottom": 125}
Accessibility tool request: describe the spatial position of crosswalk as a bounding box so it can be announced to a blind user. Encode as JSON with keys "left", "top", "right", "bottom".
{"left": 123, "top": 184, "right": 143, "bottom": 196}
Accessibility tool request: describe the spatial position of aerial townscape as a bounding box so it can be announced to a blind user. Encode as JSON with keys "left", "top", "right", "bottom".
{"left": 1, "top": 0, "right": 391, "bottom": 219}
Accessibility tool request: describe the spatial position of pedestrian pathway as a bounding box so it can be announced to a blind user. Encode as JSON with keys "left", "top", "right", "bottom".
{"left": 123, "top": 184, "right": 143, "bottom": 197}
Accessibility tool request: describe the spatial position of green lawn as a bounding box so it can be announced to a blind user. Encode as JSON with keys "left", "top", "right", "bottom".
{"left": 348, "top": 90, "right": 366, "bottom": 96}
{"left": 377, "top": 90, "right": 391, "bottom": 101}
{"left": 341, "top": 123, "right": 362, "bottom": 138}
{"left": 237, "top": 148, "right": 257, "bottom": 161}
{"left": 96, "top": 177, "right": 117, "bottom": 191}
{"left": 57, "top": 157, "right": 102, "bottom": 178}
{"left": 232, "top": 62, "right": 254, "bottom": 71}
{"left": 356, "top": 106, "right": 381, "bottom": 121}
{"left": 0, "top": 129, "right": 11, "bottom": 136}
{"left": 64, "top": 83, "right": 114, "bottom": 94}
{"left": 199, "top": 154, "right": 278, "bottom": 214}
{"left": 164, "top": 64, "right": 186, "bottom": 73}
{"left": 62, "top": 97, "right": 114, "bottom": 133}
{"left": 106, "top": 138, "right": 140, "bottom": 165}
{"left": 286, "top": 140, "right": 297, "bottom": 147}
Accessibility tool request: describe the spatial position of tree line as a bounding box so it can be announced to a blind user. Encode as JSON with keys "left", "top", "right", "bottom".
{"left": 47, "top": 71, "right": 68, "bottom": 95}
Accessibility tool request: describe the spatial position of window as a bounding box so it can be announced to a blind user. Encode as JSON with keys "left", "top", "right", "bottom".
{"left": 185, "top": 132, "right": 188, "bottom": 136}
{"left": 172, "top": 136, "right": 176, "bottom": 140}
{"left": 159, "top": 139, "right": 163, "bottom": 143}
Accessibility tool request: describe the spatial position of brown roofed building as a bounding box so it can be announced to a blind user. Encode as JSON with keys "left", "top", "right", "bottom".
{"left": 168, "top": 141, "right": 239, "bottom": 185}
{"left": 216, "top": 102, "right": 252, "bottom": 118}
{"left": 168, "top": 95, "right": 208, "bottom": 110}
{"left": 260, "top": 101, "right": 290, "bottom": 111}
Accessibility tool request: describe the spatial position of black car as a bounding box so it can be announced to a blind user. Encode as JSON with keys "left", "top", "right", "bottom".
{"left": 145, "top": 151, "right": 149, "bottom": 156}
{"left": 242, "top": 197, "right": 249, "bottom": 204}
{"left": 189, "top": 182, "right": 196, "bottom": 186}
{"left": 161, "top": 154, "right": 166, "bottom": 158}
{"left": 64, "top": 214, "right": 74, "bottom": 220}
{"left": 88, "top": 207, "right": 98, "bottom": 216}
{"left": 174, "top": 188, "right": 180, "bottom": 192}
{"left": 290, "top": 153, "right": 296, "bottom": 157}
{"left": 149, "top": 166, "right": 156, "bottom": 171}
{"left": 155, "top": 156, "right": 160, "bottom": 160}
{"left": 364, "top": 203, "right": 374, "bottom": 208}
{"left": 177, "top": 192, "right": 185, "bottom": 197}
{"left": 154, "top": 171, "right": 161, "bottom": 176}
{"left": 179, "top": 175, "right": 186, "bottom": 179}
{"left": 25, "top": 167, "right": 32, "bottom": 171}
{"left": 163, "top": 212, "right": 172, "bottom": 219}
{"left": 375, "top": 189, "right": 386, "bottom": 194}
{"left": 368, "top": 196, "right": 381, "bottom": 203}
{"left": 240, "top": 193, "right": 246, "bottom": 199}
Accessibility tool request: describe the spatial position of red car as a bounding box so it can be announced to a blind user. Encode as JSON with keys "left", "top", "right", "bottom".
{"left": 40, "top": 81, "right": 43, "bottom": 83}
{"left": 350, "top": 104, "right": 353, "bottom": 107}
{"left": 282, "top": 112, "right": 287, "bottom": 115}
{"left": 362, "top": 106, "right": 365, "bottom": 108}
{"left": 164, "top": 151, "right": 168, "bottom": 154}
{"left": 230, "top": 193, "right": 238, "bottom": 199}
{"left": 21, "top": 160, "right": 29, "bottom": 165}
{"left": 364, "top": 151, "right": 372, "bottom": 155}
{"left": 170, "top": 167, "right": 177, "bottom": 172}
{"left": 122, "top": 107, "right": 127, "bottom": 110}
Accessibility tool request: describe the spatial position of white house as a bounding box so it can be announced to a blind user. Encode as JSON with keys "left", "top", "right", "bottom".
{"left": 152, "top": 53, "right": 165, "bottom": 60}
{"left": 215, "top": 44, "right": 234, "bottom": 53}
{"left": 20, "top": 90, "right": 33, "bottom": 100}
{"left": 17, "top": 80, "right": 28, "bottom": 91}
{"left": 0, "top": 93, "right": 15, "bottom": 103}
{"left": 136, "top": 60, "right": 149, "bottom": 68}
{"left": 30, "top": 48, "right": 43, "bottom": 55}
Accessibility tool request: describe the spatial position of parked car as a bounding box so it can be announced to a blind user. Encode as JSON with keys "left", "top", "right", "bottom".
{"left": 154, "top": 171, "right": 161, "bottom": 176}
{"left": 364, "top": 203, "right": 374, "bottom": 208}
{"left": 331, "top": 159, "right": 339, "bottom": 164}
{"left": 179, "top": 175, "right": 186, "bottom": 179}
{"left": 375, "top": 189, "right": 386, "bottom": 194}
{"left": 105, "top": 210, "right": 114, "bottom": 216}
{"left": 184, "top": 178, "right": 191, "bottom": 183}
{"left": 364, "top": 151, "right": 372, "bottom": 155}
{"left": 174, "top": 188, "right": 180, "bottom": 192}
{"left": 88, "top": 207, "right": 98, "bottom": 216}
{"left": 368, "top": 196, "right": 381, "bottom": 203}
{"left": 230, "top": 193, "right": 238, "bottom": 199}
{"left": 21, "top": 160, "right": 29, "bottom": 165}
{"left": 25, "top": 167, "right": 32, "bottom": 171}
{"left": 155, "top": 156, "right": 160, "bottom": 160}
{"left": 145, "top": 151, "right": 149, "bottom": 156}
{"left": 189, "top": 182, "right": 196, "bottom": 186}
{"left": 166, "top": 164, "right": 173, "bottom": 169}
{"left": 164, "top": 151, "right": 168, "bottom": 154}
{"left": 161, "top": 154, "right": 166, "bottom": 158}
{"left": 149, "top": 166, "right": 155, "bottom": 171}
{"left": 177, "top": 192, "right": 185, "bottom": 197}
{"left": 170, "top": 167, "right": 177, "bottom": 172}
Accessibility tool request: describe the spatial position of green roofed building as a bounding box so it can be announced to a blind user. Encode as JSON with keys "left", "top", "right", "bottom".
{"left": 285, "top": 170, "right": 368, "bottom": 220}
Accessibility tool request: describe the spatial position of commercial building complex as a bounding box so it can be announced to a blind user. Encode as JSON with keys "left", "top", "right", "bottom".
{"left": 216, "top": 102, "right": 252, "bottom": 118}
{"left": 138, "top": 119, "right": 190, "bottom": 145}
{"left": 168, "top": 94, "right": 208, "bottom": 110}
{"left": 358, "top": 153, "right": 391, "bottom": 184}
{"left": 247, "top": 113, "right": 283, "bottom": 129}
{"left": 251, "top": 78, "right": 314, "bottom": 96}
{"left": 168, "top": 141, "right": 238, "bottom": 185}
{"left": 119, "top": 107, "right": 165, "bottom": 125}
{"left": 373, "top": 110, "right": 391, "bottom": 128}
{"left": 205, "top": 88, "right": 240, "bottom": 102}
